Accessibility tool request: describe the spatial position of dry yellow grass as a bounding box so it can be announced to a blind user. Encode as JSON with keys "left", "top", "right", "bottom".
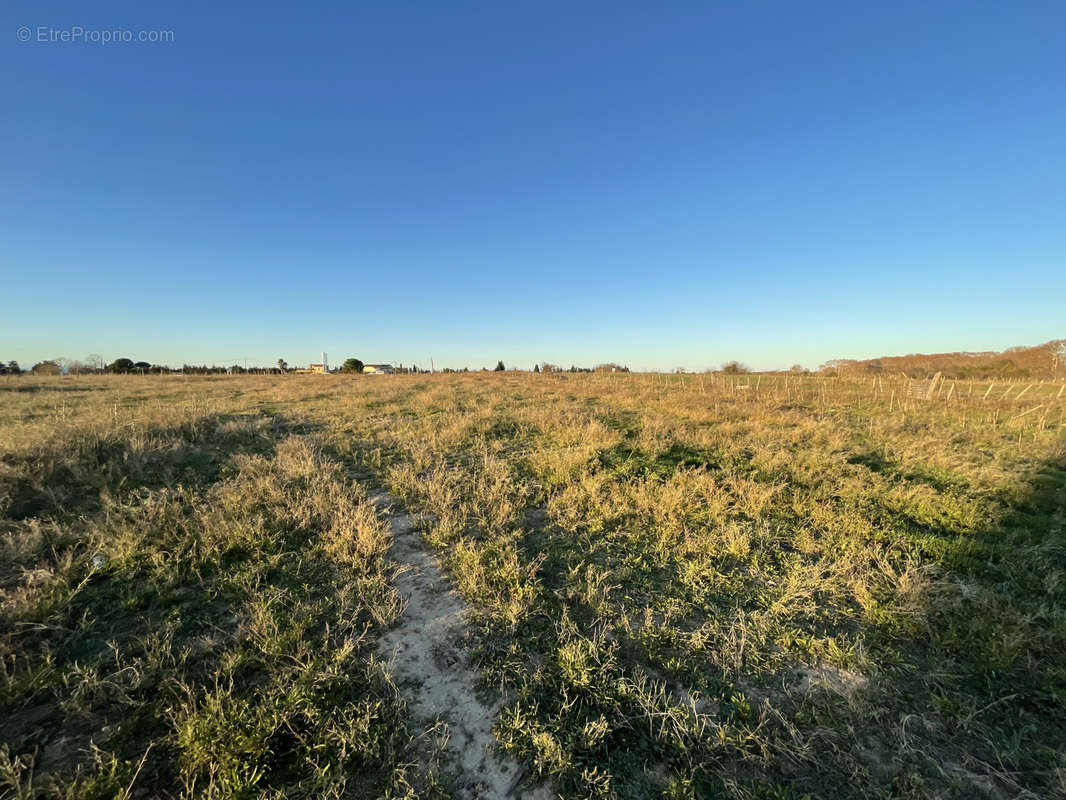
{"left": 2, "top": 372, "right": 1064, "bottom": 798}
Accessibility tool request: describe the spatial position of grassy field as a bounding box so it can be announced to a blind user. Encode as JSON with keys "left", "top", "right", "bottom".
{"left": 2, "top": 372, "right": 1064, "bottom": 799}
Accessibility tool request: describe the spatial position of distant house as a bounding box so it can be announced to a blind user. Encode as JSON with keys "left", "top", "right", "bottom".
{"left": 363, "top": 364, "right": 394, "bottom": 374}
{"left": 294, "top": 353, "right": 330, "bottom": 374}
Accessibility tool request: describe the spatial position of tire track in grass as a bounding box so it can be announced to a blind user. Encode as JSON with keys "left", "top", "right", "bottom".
{"left": 371, "top": 491, "right": 551, "bottom": 800}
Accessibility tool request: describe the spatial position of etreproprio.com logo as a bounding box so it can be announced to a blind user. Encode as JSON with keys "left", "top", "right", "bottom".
{"left": 16, "top": 25, "right": 174, "bottom": 44}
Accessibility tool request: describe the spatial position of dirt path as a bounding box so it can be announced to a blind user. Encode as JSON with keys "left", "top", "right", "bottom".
{"left": 372, "top": 492, "right": 550, "bottom": 800}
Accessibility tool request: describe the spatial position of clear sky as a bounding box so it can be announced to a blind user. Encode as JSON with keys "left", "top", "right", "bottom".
{"left": 3, "top": 1, "right": 1064, "bottom": 371}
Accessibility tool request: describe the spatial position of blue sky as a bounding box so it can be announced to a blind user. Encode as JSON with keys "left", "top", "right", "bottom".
{"left": 3, "top": 1, "right": 1064, "bottom": 371}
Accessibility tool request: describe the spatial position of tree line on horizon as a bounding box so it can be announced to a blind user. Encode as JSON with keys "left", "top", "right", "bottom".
{"left": 816, "top": 339, "right": 1066, "bottom": 380}
{"left": 534, "top": 363, "right": 631, "bottom": 374}
{"left": 4, "top": 341, "right": 1062, "bottom": 379}
{"left": 0, "top": 358, "right": 288, "bottom": 376}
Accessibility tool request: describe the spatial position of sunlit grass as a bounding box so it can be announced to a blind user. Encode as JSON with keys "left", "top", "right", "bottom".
{"left": 2, "top": 371, "right": 1063, "bottom": 798}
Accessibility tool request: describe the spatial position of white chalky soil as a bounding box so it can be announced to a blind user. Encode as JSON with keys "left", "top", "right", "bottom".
{"left": 372, "top": 493, "right": 551, "bottom": 800}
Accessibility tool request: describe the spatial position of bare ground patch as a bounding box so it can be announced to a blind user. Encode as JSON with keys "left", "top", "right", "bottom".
{"left": 372, "top": 492, "right": 551, "bottom": 800}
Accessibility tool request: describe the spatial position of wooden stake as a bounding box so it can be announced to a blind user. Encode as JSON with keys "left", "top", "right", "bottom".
{"left": 1009, "top": 404, "right": 1043, "bottom": 423}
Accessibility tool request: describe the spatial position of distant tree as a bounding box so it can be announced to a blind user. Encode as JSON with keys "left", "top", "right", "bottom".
{"left": 790, "top": 364, "right": 804, "bottom": 374}
{"left": 341, "top": 358, "right": 364, "bottom": 374}
{"left": 720, "top": 361, "right": 750, "bottom": 374}
{"left": 31, "top": 360, "right": 61, "bottom": 376}
{"left": 52, "top": 357, "right": 74, "bottom": 374}
{"left": 3, "top": 361, "right": 19, "bottom": 375}
{"left": 495, "top": 360, "right": 505, "bottom": 372}
{"left": 108, "top": 358, "right": 135, "bottom": 374}
{"left": 819, "top": 359, "right": 858, "bottom": 375}
{"left": 533, "top": 364, "right": 540, "bottom": 373}
{"left": 277, "top": 358, "right": 288, "bottom": 373}
{"left": 133, "top": 361, "right": 152, "bottom": 373}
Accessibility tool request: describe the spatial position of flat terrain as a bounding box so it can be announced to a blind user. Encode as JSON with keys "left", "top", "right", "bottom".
{"left": 1, "top": 372, "right": 1064, "bottom": 799}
